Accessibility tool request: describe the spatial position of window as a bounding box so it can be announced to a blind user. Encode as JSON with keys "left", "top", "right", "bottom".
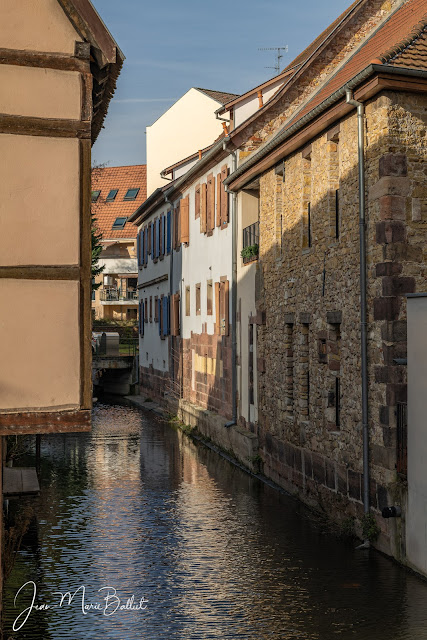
{"left": 124, "top": 188, "right": 140, "bottom": 200}
{"left": 144, "top": 298, "right": 148, "bottom": 323}
{"left": 207, "top": 280, "right": 213, "bottom": 315}
{"left": 154, "top": 296, "right": 158, "bottom": 322}
{"left": 112, "top": 217, "right": 127, "bottom": 229}
{"left": 215, "top": 278, "right": 229, "bottom": 336}
{"left": 149, "top": 296, "right": 152, "bottom": 322}
{"left": 106, "top": 189, "right": 118, "bottom": 202}
{"left": 91, "top": 190, "right": 100, "bottom": 202}
{"left": 185, "top": 286, "right": 190, "bottom": 316}
{"left": 195, "top": 283, "right": 201, "bottom": 315}
{"left": 242, "top": 222, "right": 259, "bottom": 264}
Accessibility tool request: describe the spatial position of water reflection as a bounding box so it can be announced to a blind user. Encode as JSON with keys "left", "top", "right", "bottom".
{"left": 3, "top": 401, "right": 427, "bottom": 639}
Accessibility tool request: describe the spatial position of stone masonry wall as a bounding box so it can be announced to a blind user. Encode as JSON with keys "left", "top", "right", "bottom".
{"left": 255, "top": 89, "right": 427, "bottom": 559}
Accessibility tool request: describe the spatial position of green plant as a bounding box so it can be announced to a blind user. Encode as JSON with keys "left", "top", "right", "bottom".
{"left": 241, "top": 244, "right": 259, "bottom": 260}
{"left": 361, "top": 513, "right": 380, "bottom": 543}
{"left": 339, "top": 516, "right": 356, "bottom": 539}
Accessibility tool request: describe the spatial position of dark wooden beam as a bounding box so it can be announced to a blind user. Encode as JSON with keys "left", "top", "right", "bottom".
{"left": 0, "top": 48, "right": 89, "bottom": 73}
{"left": 80, "top": 139, "right": 93, "bottom": 410}
{"left": 0, "top": 114, "right": 91, "bottom": 139}
{"left": 0, "top": 266, "right": 79, "bottom": 280}
{"left": 0, "top": 410, "right": 91, "bottom": 435}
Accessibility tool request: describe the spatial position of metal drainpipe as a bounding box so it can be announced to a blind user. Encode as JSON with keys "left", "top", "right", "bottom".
{"left": 346, "top": 88, "right": 370, "bottom": 528}
{"left": 165, "top": 196, "right": 174, "bottom": 383}
{"left": 224, "top": 143, "right": 238, "bottom": 428}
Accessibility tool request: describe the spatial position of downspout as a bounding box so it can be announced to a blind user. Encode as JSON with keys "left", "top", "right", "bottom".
{"left": 346, "top": 88, "right": 370, "bottom": 530}
{"left": 223, "top": 139, "right": 238, "bottom": 428}
{"left": 165, "top": 195, "right": 175, "bottom": 384}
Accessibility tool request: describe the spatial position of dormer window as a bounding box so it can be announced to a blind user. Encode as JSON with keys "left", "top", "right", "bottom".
{"left": 106, "top": 189, "right": 118, "bottom": 202}
{"left": 112, "top": 217, "right": 127, "bottom": 229}
{"left": 124, "top": 188, "right": 139, "bottom": 200}
{"left": 91, "top": 190, "right": 101, "bottom": 202}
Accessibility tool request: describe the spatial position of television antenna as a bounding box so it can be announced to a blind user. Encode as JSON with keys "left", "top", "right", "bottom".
{"left": 258, "top": 46, "right": 288, "bottom": 74}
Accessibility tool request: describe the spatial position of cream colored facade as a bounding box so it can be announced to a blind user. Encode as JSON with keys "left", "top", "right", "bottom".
{"left": 0, "top": 0, "right": 123, "bottom": 433}
{"left": 146, "top": 88, "right": 225, "bottom": 197}
{"left": 92, "top": 240, "right": 138, "bottom": 321}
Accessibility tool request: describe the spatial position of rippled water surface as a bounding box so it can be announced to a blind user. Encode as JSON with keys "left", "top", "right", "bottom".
{"left": 4, "top": 401, "right": 427, "bottom": 639}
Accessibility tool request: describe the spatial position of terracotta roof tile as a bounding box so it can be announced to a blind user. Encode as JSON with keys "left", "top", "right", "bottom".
{"left": 287, "top": 0, "right": 427, "bottom": 127}
{"left": 195, "top": 88, "right": 240, "bottom": 104}
{"left": 91, "top": 165, "right": 146, "bottom": 240}
{"left": 387, "top": 22, "right": 427, "bottom": 67}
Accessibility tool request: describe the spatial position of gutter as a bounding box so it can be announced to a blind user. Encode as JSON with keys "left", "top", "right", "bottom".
{"left": 225, "top": 65, "right": 427, "bottom": 190}
{"left": 345, "top": 88, "right": 370, "bottom": 543}
{"left": 223, "top": 140, "right": 238, "bottom": 428}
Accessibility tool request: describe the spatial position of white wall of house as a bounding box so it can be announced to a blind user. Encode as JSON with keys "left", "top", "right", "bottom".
{"left": 406, "top": 294, "right": 427, "bottom": 577}
{"left": 180, "top": 156, "right": 233, "bottom": 340}
{"left": 233, "top": 78, "right": 285, "bottom": 128}
{"left": 146, "top": 88, "right": 224, "bottom": 197}
{"left": 237, "top": 189, "right": 259, "bottom": 425}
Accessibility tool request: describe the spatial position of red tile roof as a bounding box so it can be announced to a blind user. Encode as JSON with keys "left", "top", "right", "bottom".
{"left": 387, "top": 20, "right": 427, "bottom": 68}
{"left": 288, "top": 0, "right": 427, "bottom": 126}
{"left": 91, "top": 165, "right": 147, "bottom": 240}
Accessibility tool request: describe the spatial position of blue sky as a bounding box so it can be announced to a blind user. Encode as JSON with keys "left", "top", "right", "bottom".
{"left": 91, "top": 0, "right": 351, "bottom": 167}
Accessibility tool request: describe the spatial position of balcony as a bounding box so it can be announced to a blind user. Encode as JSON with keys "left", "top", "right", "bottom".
{"left": 99, "top": 288, "right": 138, "bottom": 304}
{"left": 241, "top": 222, "right": 259, "bottom": 264}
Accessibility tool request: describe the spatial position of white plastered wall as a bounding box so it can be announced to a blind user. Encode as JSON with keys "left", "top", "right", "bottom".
{"left": 146, "top": 89, "right": 223, "bottom": 197}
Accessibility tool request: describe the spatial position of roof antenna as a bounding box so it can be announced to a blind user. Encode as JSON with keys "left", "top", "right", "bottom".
{"left": 258, "top": 46, "right": 288, "bottom": 74}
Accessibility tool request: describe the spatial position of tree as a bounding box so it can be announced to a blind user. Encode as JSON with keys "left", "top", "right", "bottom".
{"left": 91, "top": 164, "right": 106, "bottom": 291}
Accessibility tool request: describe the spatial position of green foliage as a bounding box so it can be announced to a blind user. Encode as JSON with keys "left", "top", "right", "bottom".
{"left": 339, "top": 516, "right": 356, "bottom": 540}
{"left": 361, "top": 513, "right": 380, "bottom": 543}
{"left": 241, "top": 244, "right": 259, "bottom": 259}
{"left": 91, "top": 212, "right": 104, "bottom": 291}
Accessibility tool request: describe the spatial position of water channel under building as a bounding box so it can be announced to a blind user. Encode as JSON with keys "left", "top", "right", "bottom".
{"left": 3, "top": 399, "right": 427, "bottom": 640}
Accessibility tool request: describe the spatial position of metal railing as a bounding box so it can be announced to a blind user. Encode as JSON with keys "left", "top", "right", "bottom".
{"left": 242, "top": 222, "right": 259, "bottom": 264}
{"left": 92, "top": 332, "right": 139, "bottom": 357}
{"left": 396, "top": 401, "right": 407, "bottom": 476}
{"left": 99, "top": 289, "right": 138, "bottom": 302}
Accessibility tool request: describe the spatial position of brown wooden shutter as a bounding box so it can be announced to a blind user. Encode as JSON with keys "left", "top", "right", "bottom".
{"left": 207, "top": 173, "right": 215, "bottom": 234}
{"left": 220, "top": 165, "right": 229, "bottom": 228}
{"left": 223, "top": 279, "right": 229, "bottom": 336}
{"left": 195, "top": 184, "right": 200, "bottom": 219}
{"left": 216, "top": 173, "right": 221, "bottom": 227}
{"left": 200, "top": 183, "right": 207, "bottom": 233}
{"left": 180, "top": 196, "right": 189, "bottom": 245}
{"left": 215, "top": 282, "right": 220, "bottom": 335}
{"left": 171, "top": 293, "right": 180, "bottom": 336}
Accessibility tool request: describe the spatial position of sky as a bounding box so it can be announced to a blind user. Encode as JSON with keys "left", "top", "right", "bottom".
{"left": 91, "top": 0, "right": 351, "bottom": 168}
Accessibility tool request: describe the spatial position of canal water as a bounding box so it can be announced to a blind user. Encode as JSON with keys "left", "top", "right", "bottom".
{"left": 3, "top": 400, "right": 427, "bottom": 640}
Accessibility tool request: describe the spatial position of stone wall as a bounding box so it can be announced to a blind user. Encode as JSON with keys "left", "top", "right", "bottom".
{"left": 254, "top": 89, "right": 427, "bottom": 559}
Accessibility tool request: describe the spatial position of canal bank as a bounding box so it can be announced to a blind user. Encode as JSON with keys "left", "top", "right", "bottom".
{"left": 5, "top": 398, "right": 427, "bottom": 640}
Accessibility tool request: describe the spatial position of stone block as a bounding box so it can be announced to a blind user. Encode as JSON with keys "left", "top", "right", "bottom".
{"left": 348, "top": 469, "right": 361, "bottom": 501}
{"left": 376, "top": 221, "right": 406, "bottom": 244}
{"left": 382, "top": 276, "right": 415, "bottom": 297}
{"left": 312, "top": 452, "right": 325, "bottom": 485}
{"left": 380, "top": 320, "right": 407, "bottom": 343}
{"left": 379, "top": 195, "right": 407, "bottom": 221}
{"left": 382, "top": 426, "right": 397, "bottom": 448}
{"left": 284, "top": 312, "right": 295, "bottom": 324}
{"left": 375, "top": 262, "right": 402, "bottom": 277}
{"left": 373, "top": 297, "right": 401, "bottom": 321}
{"left": 326, "top": 310, "right": 342, "bottom": 325}
{"left": 412, "top": 198, "right": 422, "bottom": 222}
{"left": 325, "top": 459, "right": 336, "bottom": 490}
{"left": 379, "top": 405, "right": 389, "bottom": 426}
{"left": 257, "top": 357, "right": 266, "bottom": 373}
{"left": 386, "top": 383, "right": 407, "bottom": 405}
{"left": 383, "top": 243, "right": 422, "bottom": 262}
{"left": 369, "top": 176, "right": 410, "bottom": 201}
{"left": 374, "top": 366, "right": 404, "bottom": 384}
{"left": 382, "top": 343, "right": 407, "bottom": 366}
{"left": 303, "top": 450, "right": 313, "bottom": 479}
{"left": 377, "top": 485, "right": 388, "bottom": 510}
{"left": 371, "top": 443, "right": 396, "bottom": 470}
{"left": 336, "top": 464, "right": 347, "bottom": 495}
{"left": 379, "top": 153, "right": 407, "bottom": 177}
{"left": 299, "top": 312, "right": 311, "bottom": 324}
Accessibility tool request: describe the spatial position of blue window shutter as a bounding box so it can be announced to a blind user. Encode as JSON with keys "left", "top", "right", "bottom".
{"left": 151, "top": 223, "right": 154, "bottom": 259}
{"left": 144, "top": 228, "right": 148, "bottom": 265}
{"left": 167, "top": 211, "right": 171, "bottom": 254}
{"left": 139, "top": 301, "right": 143, "bottom": 337}
{"left": 162, "top": 296, "right": 168, "bottom": 337}
{"left": 137, "top": 232, "right": 140, "bottom": 268}
{"left": 167, "top": 295, "right": 170, "bottom": 335}
{"left": 141, "top": 229, "right": 145, "bottom": 265}
{"left": 158, "top": 298, "right": 162, "bottom": 336}
{"left": 142, "top": 301, "right": 145, "bottom": 337}
{"left": 156, "top": 219, "right": 160, "bottom": 258}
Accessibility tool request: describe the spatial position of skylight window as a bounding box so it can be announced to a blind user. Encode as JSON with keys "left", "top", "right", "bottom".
{"left": 106, "top": 189, "right": 119, "bottom": 202}
{"left": 124, "top": 188, "right": 140, "bottom": 201}
{"left": 112, "top": 217, "right": 127, "bottom": 229}
{"left": 91, "top": 190, "right": 101, "bottom": 202}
